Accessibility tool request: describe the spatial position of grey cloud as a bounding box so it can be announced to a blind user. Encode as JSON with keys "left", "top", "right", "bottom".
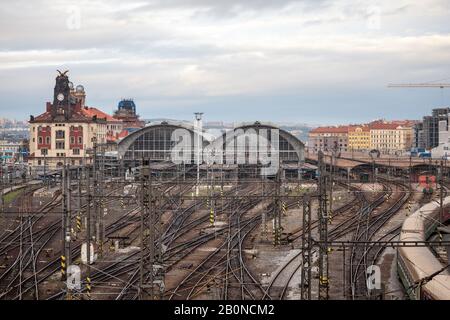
{"left": 111, "top": 0, "right": 332, "bottom": 19}
{"left": 1, "top": 0, "right": 450, "bottom": 123}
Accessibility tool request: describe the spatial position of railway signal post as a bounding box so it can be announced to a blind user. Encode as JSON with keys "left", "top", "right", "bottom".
{"left": 139, "top": 161, "right": 164, "bottom": 300}
{"left": 61, "top": 164, "right": 72, "bottom": 282}
{"left": 439, "top": 160, "right": 444, "bottom": 223}
{"left": 318, "top": 151, "right": 329, "bottom": 300}
{"left": 301, "top": 195, "right": 312, "bottom": 300}
{"left": 273, "top": 172, "right": 282, "bottom": 246}
{"left": 85, "top": 166, "right": 92, "bottom": 300}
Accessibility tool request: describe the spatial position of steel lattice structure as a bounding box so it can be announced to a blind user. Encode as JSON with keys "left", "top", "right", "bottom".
{"left": 300, "top": 195, "right": 312, "bottom": 300}
{"left": 139, "top": 163, "right": 164, "bottom": 300}
{"left": 318, "top": 151, "right": 329, "bottom": 300}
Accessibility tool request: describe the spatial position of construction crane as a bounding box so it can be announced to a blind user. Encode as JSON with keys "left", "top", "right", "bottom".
{"left": 388, "top": 83, "right": 450, "bottom": 88}
{"left": 388, "top": 80, "right": 450, "bottom": 104}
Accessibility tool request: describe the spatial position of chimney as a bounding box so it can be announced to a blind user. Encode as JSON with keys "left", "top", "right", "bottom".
{"left": 46, "top": 102, "right": 52, "bottom": 112}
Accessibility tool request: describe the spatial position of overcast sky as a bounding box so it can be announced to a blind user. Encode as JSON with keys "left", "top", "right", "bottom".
{"left": 1, "top": 0, "right": 450, "bottom": 125}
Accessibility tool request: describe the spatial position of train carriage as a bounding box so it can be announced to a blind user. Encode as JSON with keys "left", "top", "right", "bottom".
{"left": 397, "top": 198, "right": 450, "bottom": 300}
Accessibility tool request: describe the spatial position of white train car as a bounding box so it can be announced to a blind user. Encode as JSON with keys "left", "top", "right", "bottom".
{"left": 397, "top": 198, "right": 450, "bottom": 300}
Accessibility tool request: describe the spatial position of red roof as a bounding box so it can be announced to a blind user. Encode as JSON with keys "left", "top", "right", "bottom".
{"left": 31, "top": 104, "right": 118, "bottom": 124}
{"left": 348, "top": 125, "right": 370, "bottom": 132}
{"left": 81, "top": 107, "right": 118, "bottom": 122}
{"left": 368, "top": 120, "right": 415, "bottom": 129}
{"left": 368, "top": 121, "right": 414, "bottom": 130}
{"left": 32, "top": 110, "right": 91, "bottom": 122}
{"left": 369, "top": 123, "right": 402, "bottom": 130}
{"left": 310, "top": 121, "right": 415, "bottom": 134}
{"left": 310, "top": 126, "right": 351, "bottom": 134}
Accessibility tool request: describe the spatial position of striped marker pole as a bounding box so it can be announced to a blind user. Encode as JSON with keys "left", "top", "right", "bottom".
{"left": 76, "top": 215, "right": 82, "bottom": 233}
{"left": 210, "top": 207, "right": 215, "bottom": 226}
{"left": 60, "top": 255, "right": 66, "bottom": 280}
{"left": 86, "top": 277, "right": 91, "bottom": 299}
{"left": 272, "top": 220, "right": 276, "bottom": 246}
{"left": 282, "top": 202, "right": 287, "bottom": 215}
{"left": 277, "top": 227, "right": 282, "bottom": 245}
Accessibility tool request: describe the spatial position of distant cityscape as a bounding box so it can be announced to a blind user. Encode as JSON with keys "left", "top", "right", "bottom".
{"left": 0, "top": 70, "right": 449, "bottom": 167}
{"left": 4, "top": 103, "right": 450, "bottom": 166}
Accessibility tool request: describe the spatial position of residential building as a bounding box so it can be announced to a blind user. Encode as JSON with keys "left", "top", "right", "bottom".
{"left": 348, "top": 125, "right": 370, "bottom": 151}
{"left": 308, "top": 126, "right": 350, "bottom": 153}
{"left": 369, "top": 121, "right": 414, "bottom": 154}
{"left": 309, "top": 120, "right": 416, "bottom": 154}
{"left": 0, "top": 140, "right": 21, "bottom": 164}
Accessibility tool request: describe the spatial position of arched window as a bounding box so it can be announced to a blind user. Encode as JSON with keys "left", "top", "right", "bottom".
{"left": 46, "top": 136, "right": 50, "bottom": 144}
{"left": 78, "top": 136, "right": 82, "bottom": 144}
{"left": 38, "top": 137, "right": 43, "bottom": 144}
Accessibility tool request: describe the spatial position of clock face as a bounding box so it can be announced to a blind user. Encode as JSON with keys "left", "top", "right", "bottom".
{"left": 57, "top": 93, "right": 64, "bottom": 102}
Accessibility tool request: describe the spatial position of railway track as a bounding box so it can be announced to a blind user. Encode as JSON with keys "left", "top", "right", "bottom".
{"left": 2, "top": 171, "right": 422, "bottom": 301}
{"left": 168, "top": 194, "right": 266, "bottom": 300}
{"left": 0, "top": 182, "right": 137, "bottom": 300}
{"left": 260, "top": 182, "right": 373, "bottom": 300}
{"left": 349, "top": 179, "right": 411, "bottom": 300}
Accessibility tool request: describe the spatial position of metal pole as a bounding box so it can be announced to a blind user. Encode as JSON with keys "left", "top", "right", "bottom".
{"left": 61, "top": 163, "right": 70, "bottom": 283}
{"left": 318, "top": 151, "right": 329, "bottom": 300}
{"left": 86, "top": 166, "right": 91, "bottom": 299}
{"left": 301, "top": 195, "right": 312, "bottom": 300}
{"left": 195, "top": 113, "right": 203, "bottom": 196}
{"left": 343, "top": 246, "right": 346, "bottom": 299}
{"left": 409, "top": 156, "right": 412, "bottom": 193}
{"left": 0, "top": 165, "right": 3, "bottom": 214}
{"left": 329, "top": 153, "right": 334, "bottom": 219}
{"left": 440, "top": 160, "right": 444, "bottom": 223}
{"left": 92, "top": 142, "right": 100, "bottom": 250}
{"left": 77, "top": 167, "right": 82, "bottom": 237}
{"left": 98, "top": 145, "right": 104, "bottom": 257}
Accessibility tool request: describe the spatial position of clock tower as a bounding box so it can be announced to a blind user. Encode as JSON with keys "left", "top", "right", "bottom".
{"left": 52, "top": 70, "right": 72, "bottom": 119}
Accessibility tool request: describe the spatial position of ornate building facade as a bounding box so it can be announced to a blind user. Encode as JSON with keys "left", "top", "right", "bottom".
{"left": 113, "top": 99, "right": 145, "bottom": 133}
{"left": 29, "top": 71, "right": 121, "bottom": 169}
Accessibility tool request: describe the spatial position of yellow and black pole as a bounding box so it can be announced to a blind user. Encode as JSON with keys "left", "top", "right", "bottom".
{"left": 210, "top": 206, "right": 215, "bottom": 226}
{"left": 282, "top": 201, "right": 287, "bottom": 216}
{"left": 86, "top": 277, "right": 91, "bottom": 299}
{"left": 76, "top": 214, "right": 82, "bottom": 234}
{"left": 60, "top": 255, "right": 67, "bottom": 280}
{"left": 272, "top": 219, "right": 276, "bottom": 246}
